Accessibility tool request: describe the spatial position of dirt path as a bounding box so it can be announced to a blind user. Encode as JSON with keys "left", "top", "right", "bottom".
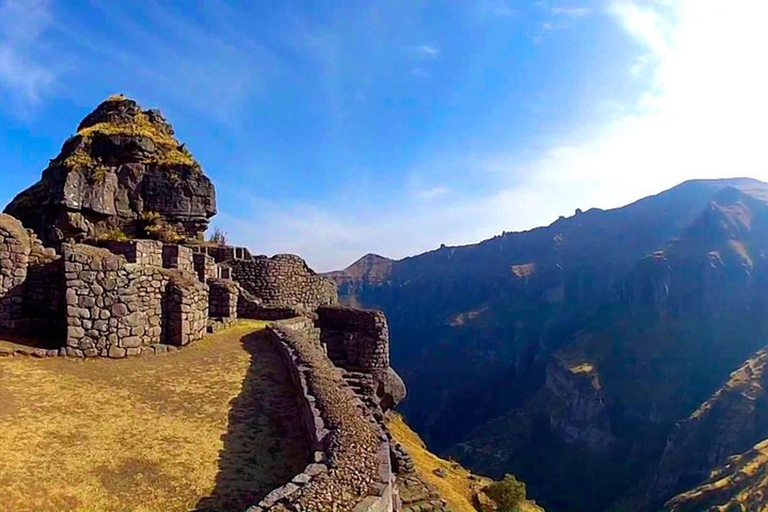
{"left": 0, "top": 322, "right": 308, "bottom": 512}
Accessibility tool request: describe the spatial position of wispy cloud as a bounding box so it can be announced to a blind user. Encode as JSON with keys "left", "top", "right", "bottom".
{"left": 550, "top": 6, "right": 591, "bottom": 17}
{"left": 0, "top": 0, "right": 55, "bottom": 108}
{"left": 222, "top": 0, "right": 768, "bottom": 272}
{"left": 416, "top": 187, "right": 450, "bottom": 200}
{"left": 408, "top": 44, "right": 440, "bottom": 60}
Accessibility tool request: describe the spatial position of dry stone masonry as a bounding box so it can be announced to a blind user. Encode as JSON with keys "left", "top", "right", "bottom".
{"left": 1, "top": 96, "right": 432, "bottom": 511}
{"left": 215, "top": 252, "right": 338, "bottom": 311}
{"left": 62, "top": 243, "right": 209, "bottom": 357}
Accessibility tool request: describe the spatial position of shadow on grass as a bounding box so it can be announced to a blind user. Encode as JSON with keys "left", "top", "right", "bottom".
{"left": 0, "top": 330, "right": 61, "bottom": 351}
{"left": 194, "top": 331, "right": 310, "bottom": 511}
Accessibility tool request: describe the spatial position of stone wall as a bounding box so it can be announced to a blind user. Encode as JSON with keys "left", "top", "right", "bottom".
{"left": 165, "top": 273, "right": 209, "bottom": 346}
{"left": 226, "top": 254, "right": 338, "bottom": 311}
{"left": 0, "top": 214, "right": 30, "bottom": 331}
{"left": 258, "top": 319, "right": 395, "bottom": 512}
{"left": 316, "top": 306, "right": 390, "bottom": 371}
{"left": 207, "top": 278, "right": 239, "bottom": 319}
{"left": 193, "top": 252, "right": 217, "bottom": 283}
{"left": 62, "top": 243, "right": 208, "bottom": 357}
{"left": 163, "top": 244, "right": 194, "bottom": 273}
{"left": 190, "top": 244, "right": 252, "bottom": 263}
{"left": 102, "top": 239, "right": 163, "bottom": 267}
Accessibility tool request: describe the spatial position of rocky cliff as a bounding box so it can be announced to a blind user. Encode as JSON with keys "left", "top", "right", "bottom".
{"left": 5, "top": 95, "right": 216, "bottom": 247}
{"left": 664, "top": 438, "right": 768, "bottom": 512}
{"left": 649, "top": 347, "right": 768, "bottom": 508}
{"left": 328, "top": 177, "right": 768, "bottom": 511}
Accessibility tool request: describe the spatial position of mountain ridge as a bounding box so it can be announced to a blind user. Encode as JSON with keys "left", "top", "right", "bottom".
{"left": 326, "top": 176, "right": 768, "bottom": 511}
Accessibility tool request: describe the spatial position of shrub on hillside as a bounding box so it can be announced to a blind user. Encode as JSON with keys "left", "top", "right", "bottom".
{"left": 483, "top": 474, "right": 527, "bottom": 512}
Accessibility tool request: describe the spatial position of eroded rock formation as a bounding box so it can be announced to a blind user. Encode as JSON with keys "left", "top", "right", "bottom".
{"left": 5, "top": 95, "right": 216, "bottom": 247}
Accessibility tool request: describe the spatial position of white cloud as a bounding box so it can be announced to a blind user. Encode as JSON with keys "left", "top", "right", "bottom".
{"left": 225, "top": 0, "right": 768, "bottom": 272}
{"left": 0, "top": 0, "right": 55, "bottom": 106}
{"left": 550, "top": 6, "right": 591, "bottom": 17}
{"left": 416, "top": 187, "right": 450, "bottom": 200}
{"left": 408, "top": 44, "right": 440, "bottom": 60}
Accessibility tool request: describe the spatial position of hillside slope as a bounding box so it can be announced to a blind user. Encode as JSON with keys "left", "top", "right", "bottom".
{"left": 327, "top": 178, "right": 768, "bottom": 511}
{"left": 388, "top": 414, "right": 544, "bottom": 512}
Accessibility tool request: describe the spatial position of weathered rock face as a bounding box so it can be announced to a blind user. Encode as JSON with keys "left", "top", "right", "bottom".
{"left": 664, "top": 438, "right": 768, "bottom": 512}
{"left": 542, "top": 357, "right": 615, "bottom": 454}
{"left": 649, "top": 347, "right": 768, "bottom": 506}
{"left": 5, "top": 96, "right": 216, "bottom": 248}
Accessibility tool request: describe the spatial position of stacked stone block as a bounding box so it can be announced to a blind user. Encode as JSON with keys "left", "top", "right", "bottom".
{"left": 162, "top": 244, "right": 194, "bottom": 273}
{"left": 193, "top": 252, "right": 217, "bottom": 283}
{"left": 208, "top": 278, "right": 239, "bottom": 319}
{"left": 103, "top": 239, "right": 163, "bottom": 266}
{"left": 62, "top": 243, "right": 208, "bottom": 357}
{"left": 0, "top": 214, "right": 30, "bottom": 330}
{"left": 63, "top": 244, "right": 161, "bottom": 357}
{"left": 164, "top": 274, "right": 208, "bottom": 346}
{"left": 227, "top": 254, "right": 338, "bottom": 311}
{"left": 316, "top": 306, "right": 390, "bottom": 371}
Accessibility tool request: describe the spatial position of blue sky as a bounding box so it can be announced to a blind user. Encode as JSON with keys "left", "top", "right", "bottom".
{"left": 1, "top": 1, "right": 767, "bottom": 270}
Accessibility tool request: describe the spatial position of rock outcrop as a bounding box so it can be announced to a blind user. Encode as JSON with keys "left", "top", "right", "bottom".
{"left": 664, "top": 438, "right": 768, "bottom": 512}
{"left": 5, "top": 95, "right": 216, "bottom": 248}
{"left": 649, "top": 347, "right": 768, "bottom": 505}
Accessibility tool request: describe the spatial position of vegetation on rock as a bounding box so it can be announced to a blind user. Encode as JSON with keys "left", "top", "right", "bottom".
{"left": 4, "top": 95, "right": 216, "bottom": 247}
{"left": 483, "top": 474, "right": 529, "bottom": 512}
{"left": 387, "top": 413, "right": 543, "bottom": 512}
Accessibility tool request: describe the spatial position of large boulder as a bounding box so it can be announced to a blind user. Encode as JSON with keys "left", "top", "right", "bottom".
{"left": 5, "top": 95, "right": 216, "bottom": 248}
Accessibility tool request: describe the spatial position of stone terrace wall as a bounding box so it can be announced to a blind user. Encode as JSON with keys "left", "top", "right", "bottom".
{"left": 259, "top": 319, "right": 394, "bottom": 512}
{"left": 62, "top": 243, "right": 208, "bottom": 357}
{"left": 0, "top": 214, "right": 30, "bottom": 331}
{"left": 0, "top": 214, "right": 62, "bottom": 335}
{"left": 316, "top": 306, "right": 390, "bottom": 371}
{"left": 226, "top": 254, "right": 338, "bottom": 311}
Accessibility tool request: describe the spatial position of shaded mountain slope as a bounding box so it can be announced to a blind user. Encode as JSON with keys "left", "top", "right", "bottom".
{"left": 327, "top": 177, "right": 768, "bottom": 511}
{"left": 665, "top": 438, "right": 768, "bottom": 512}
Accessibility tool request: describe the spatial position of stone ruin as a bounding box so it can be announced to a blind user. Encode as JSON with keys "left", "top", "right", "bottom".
{"left": 0, "top": 96, "right": 447, "bottom": 512}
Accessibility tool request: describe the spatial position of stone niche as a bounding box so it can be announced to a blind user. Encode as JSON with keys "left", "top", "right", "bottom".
{"left": 62, "top": 242, "right": 209, "bottom": 357}
{"left": 193, "top": 252, "right": 217, "bottom": 283}
{"left": 0, "top": 213, "right": 61, "bottom": 335}
{"left": 163, "top": 244, "right": 194, "bottom": 273}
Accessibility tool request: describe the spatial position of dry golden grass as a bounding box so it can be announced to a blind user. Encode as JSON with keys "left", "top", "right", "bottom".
{"left": 387, "top": 413, "right": 543, "bottom": 512}
{"left": 0, "top": 321, "right": 307, "bottom": 512}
